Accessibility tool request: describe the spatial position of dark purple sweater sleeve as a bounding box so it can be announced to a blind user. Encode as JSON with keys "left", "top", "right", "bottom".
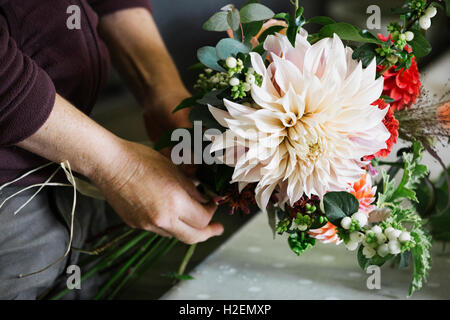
{"left": 88, "top": 0, "right": 152, "bottom": 16}
{"left": 0, "top": 24, "right": 56, "bottom": 147}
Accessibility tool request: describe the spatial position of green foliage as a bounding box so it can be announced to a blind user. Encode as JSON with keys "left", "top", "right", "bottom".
{"left": 322, "top": 191, "right": 359, "bottom": 225}
{"left": 319, "top": 23, "right": 381, "bottom": 44}
{"left": 286, "top": 7, "right": 306, "bottom": 47}
{"left": 203, "top": 12, "right": 230, "bottom": 32}
{"left": 288, "top": 231, "right": 315, "bottom": 256}
{"left": 227, "top": 7, "right": 241, "bottom": 31}
{"left": 428, "top": 168, "right": 450, "bottom": 241}
{"left": 197, "top": 46, "right": 225, "bottom": 72}
{"left": 377, "top": 141, "right": 429, "bottom": 206}
{"left": 307, "top": 16, "right": 335, "bottom": 26}
{"left": 408, "top": 30, "right": 432, "bottom": 58}
{"left": 162, "top": 271, "right": 194, "bottom": 281}
{"left": 240, "top": 3, "right": 274, "bottom": 23}
{"left": 215, "top": 38, "right": 250, "bottom": 60}
{"left": 172, "top": 95, "right": 201, "bottom": 113}
{"left": 409, "top": 226, "right": 432, "bottom": 296}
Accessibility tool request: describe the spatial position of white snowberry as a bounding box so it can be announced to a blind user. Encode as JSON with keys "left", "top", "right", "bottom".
{"left": 398, "top": 231, "right": 411, "bottom": 243}
{"left": 377, "top": 244, "right": 389, "bottom": 258}
{"left": 425, "top": 6, "right": 437, "bottom": 18}
{"left": 246, "top": 74, "right": 255, "bottom": 84}
{"left": 350, "top": 231, "right": 364, "bottom": 243}
{"left": 226, "top": 57, "right": 237, "bottom": 68}
{"left": 419, "top": 16, "right": 431, "bottom": 30}
{"left": 388, "top": 240, "right": 401, "bottom": 255}
{"left": 363, "top": 246, "right": 376, "bottom": 259}
{"left": 385, "top": 228, "right": 401, "bottom": 241}
{"left": 371, "top": 225, "right": 382, "bottom": 235}
{"left": 345, "top": 241, "right": 359, "bottom": 251}
{"left": 352, "top": 212, "right": 368, "bottom": 227}
{"left": 404, "top": 31, "right": 414, "bottom": 41}
{"left": 229, "top": 77, "right": 240, "bottom": 86}
{"left": 341, "top": 216, "right": 352, "bottom": 230}
{"left": 376, "top": 232, "right": 387, "bottom": 245}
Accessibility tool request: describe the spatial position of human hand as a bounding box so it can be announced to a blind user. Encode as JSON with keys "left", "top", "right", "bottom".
{"left": 92, "top": 140, "right": 223, "bottom": 244}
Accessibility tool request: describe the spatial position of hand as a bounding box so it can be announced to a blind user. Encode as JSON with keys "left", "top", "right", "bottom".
{"left": 92, "top": 140, "right": 223, "bottom": 244}
{"left": 143, "top": 88, "right": 191, "bottom": 142}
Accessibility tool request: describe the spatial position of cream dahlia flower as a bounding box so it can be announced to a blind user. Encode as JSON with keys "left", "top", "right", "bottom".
{"left": 208, "top": 31, "right": 390, "bottom": 211}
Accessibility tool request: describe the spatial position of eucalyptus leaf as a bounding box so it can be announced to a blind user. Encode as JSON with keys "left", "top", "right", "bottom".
{"left": 203, "top": 12, "right": 230, "bottom": 32}
{"left": 240, "top": 3, "right": 274, "bottom": 23}
{"left": 197, "top": 46, "right": 225, "bottom": 72}
{"left": 216, "top": 38, "right": 250, "bottom": 60}
{"left": 227, "top": 8, "right": 241, "bottom": 31}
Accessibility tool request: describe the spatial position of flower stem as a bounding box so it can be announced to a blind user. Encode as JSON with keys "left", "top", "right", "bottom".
{"left": 177, "top": 243, "right": 197, "bottom": 279}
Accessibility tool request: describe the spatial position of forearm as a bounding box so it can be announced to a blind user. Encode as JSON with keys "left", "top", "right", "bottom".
{"left": 17, "top": 94, "right": 125, "bottom": 183}
{"left": 98, "top": 8, "right": 188, "bottom": 105}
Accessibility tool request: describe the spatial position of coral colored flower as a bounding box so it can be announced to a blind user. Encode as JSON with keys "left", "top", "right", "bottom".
{"left": 377, "top": 34, "right": 421, "bottom": 111}
{"left": 437, "top": 101, "right": 450, "bottom": 129}
{"left": 309, "top": 173, "right": 376, "bottom": 244}
{"left": 227, "top": 19, "right": 287, "bottom": 48}
{"left": 308, "top": 222, "right": 342, "bottom": 244}
{"left": 365, "top": 98, "right": 399, "bottom": 160}
{"left": 348, "top": 172, "right": 376, "bottom": 213}
{"left": 208, "top": 31, "right": 389, "bottom": 211}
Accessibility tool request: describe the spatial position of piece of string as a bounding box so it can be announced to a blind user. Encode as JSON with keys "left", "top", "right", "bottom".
{"left": 18, "top": 160, "right": 77, "bottom": 278}
{"left": 0, "top": 161, "right": 78, "bottom": 279}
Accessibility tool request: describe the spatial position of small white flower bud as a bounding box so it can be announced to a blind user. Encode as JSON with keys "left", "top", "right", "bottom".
{"left": 371, "top": 225, "right": 382, "bottom": 235}
{"left": 398, "top": 231, "right": 411, "bottom": 243}
{"left": 377, "top": 244, "right": 389, "bottom": 258}
{"left": 425, "top": 6, "right": 437, "bottom": 18}
{"left": 362, "top": 239, "right": 378, "bottom": 249}
{"left": 345, "top": 241, "right": 359, "bottom": 251}
{"left": 242, "top": 82, "right": 251, "bottom": 92}
{"left": 350, "top": 231, "right": 364, "bottom": 243}
{"left": 341, "top": 216, "right": 352, "bottom": 230}
{"left": 386, "top": 228, "right": 401, "bottom": 241}
{"left": 352, "top": 212, "right": 368, "bottom": 227}
{"left": 298, "top": 224, "right": 308, "bottom": 231}
{"left": 363, "top": 246, "right": 376, "bottom": 259}
{"left": 404, "top": 31, "right": 414, "bottom": 41}
{"left": 419, "top": 16, "right": 431, "bottom": 30}
{"left": 388, "top": 240, "right": 401, "bottom": 255}
{"left": 226, "top": 57, "right": 237, "bottom": 69}
{"left": 376, "top": 232, "right": 387, "bottom": 245}
{"left": 247, "top": 67, "right": 255, "bottom": 74}
{"left": 399, "top": 33, "right": 406, "bottom": 41}
{"left": 246, "top": 74, "right": 255, "bottom": 84}
{"left": 229, "top": 77, "right": 240, "bottom": 86}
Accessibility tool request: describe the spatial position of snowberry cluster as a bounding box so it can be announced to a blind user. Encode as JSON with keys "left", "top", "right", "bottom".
{"left": 419, "top": 5, "right": 437, "bottom": 30}
{"left": 194, "top": 68, "right": 230, "bottom": 92}
{"left": 225, "top": 57, "right": 262, "bottom": 99}
{"left": 340, "top": 214, "right": 414, "bottom": 259}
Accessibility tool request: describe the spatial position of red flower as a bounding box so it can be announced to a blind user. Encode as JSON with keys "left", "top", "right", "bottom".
{"left": 365, "top": 99, "right": 399, "bottom": 160}
{"left": 215, "top": 183, "right": 256, "bottom": 215}
{"left": 377, "top": 34, "right": 421, "bottom": 111}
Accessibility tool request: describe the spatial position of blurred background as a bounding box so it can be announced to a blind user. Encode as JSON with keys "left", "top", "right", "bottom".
{"left": 89, "top": 0, "right": 450, "bottom": 299}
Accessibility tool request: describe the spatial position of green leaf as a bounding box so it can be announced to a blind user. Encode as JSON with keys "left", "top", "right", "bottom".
{"left": 352, "top": 43, "right": 377, "bottom": 68}
{"left": 239, "top": 20, "right": 264, "bottom": 45}
{"left": 445, "top": 0, "right": 450, "bottom": 17}
{"left": 379, "top": 95, "right": 395, "bottom": 103}
{"left": 172, "top": 95, "right": 201, "bottom": 113}
{"left": 408, "top": 31, "right": 432, "bottom": 58}
{"left": 409, "top": 227, "right": 432, "bottom": 296}
{"left": 257, "top": 25, "right": 285, "bottom": 43}
{"left": 288, "top": 231, "right": 315, "bottom": 256}
{"left": 319, "top": 22, "right": 381, "bottom": 44}
{"left": 154, "top": 129, "right": 177, "bottom": 151}
{"left": 197, "top": 46, "right": 225, "bottom": 72}
{"left": 215, "top": 165, "right": 234, "bottom": 192}
{"left": 307, "top": 16, "right": 335, "bottom": 26}
{"left": 197, "top": 89, "right": 225, "bottom": 106}
{"left": 323, "top": 191, "right": 359, "bottom": 225}
{"left": 267, "top": 204, "right": 278, "bottom": 240}
{"left": 189, "top": 105, "right": 222, "bottom": 129}
{"left": 203, "top": 12, "right": 230, "bottom": 32}
{"left": 273, "top": 12, "right": 289, "bottom": 23}
{"left": 240, "top": 3, "right": 274, "bottom": 23}
{"left": 215, "top": 38, "right": 250, "bottom": 60}
{"left": 227, "top": 8, "right": 241, "bottom": 31}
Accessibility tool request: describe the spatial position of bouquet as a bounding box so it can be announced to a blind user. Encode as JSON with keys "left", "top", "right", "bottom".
{"left": 157, "top": 0, "right": 450, "bottom": 296}
{"left": 42, "top": 0, "right": 449, "bottom": 299}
